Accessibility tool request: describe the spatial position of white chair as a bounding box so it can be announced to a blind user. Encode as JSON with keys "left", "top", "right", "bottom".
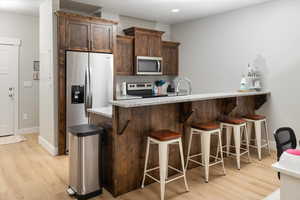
{"left": 244, "top": 114, "right": 271, "bottom": 160}
{"left": 220, "top": 118, "right": 251, "bottom": 170}
{"left": 186, "top": 122, "right": 226, "bottom": 183}
{"left": 141, "top": 130, "right": 189, "bottom": 200}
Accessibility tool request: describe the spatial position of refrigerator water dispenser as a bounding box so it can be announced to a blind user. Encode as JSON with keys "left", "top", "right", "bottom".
{"left": 71, "top": 85, "right": 84, "bottom": 104}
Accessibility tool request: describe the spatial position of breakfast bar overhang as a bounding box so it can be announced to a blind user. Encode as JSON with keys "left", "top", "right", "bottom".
{"left": 90, "top": 91, "right": 270, "bottom": 196}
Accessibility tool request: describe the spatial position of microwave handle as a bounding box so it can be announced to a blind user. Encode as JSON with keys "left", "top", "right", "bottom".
{"left": 157, "top": 60, "right": 161, "bottom": 73}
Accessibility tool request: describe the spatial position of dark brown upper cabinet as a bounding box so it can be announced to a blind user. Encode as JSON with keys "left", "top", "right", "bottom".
{"left": 58, "top": 11, "right": 117, "bottom": 53}
{"left": 66, "top": 19, "right": 91, "bottom": 51}
{"left": 123, "top": 27, "right": 164, "bottom": 57}
{"left": 90, "top": 23, "right": 113, "bottom": 53}
{"left": 162, "top": 41, "right": 180, "bottom": 76}
{"left": 115, "top": 35, "right": 134, "bottom": 75}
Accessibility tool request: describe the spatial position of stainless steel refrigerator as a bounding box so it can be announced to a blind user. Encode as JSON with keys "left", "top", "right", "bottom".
{"left": 66, "top": 51, "right": 113, "bottom": 150}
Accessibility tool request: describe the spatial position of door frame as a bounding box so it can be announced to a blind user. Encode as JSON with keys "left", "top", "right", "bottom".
{"left": 0, "top": 37, "right": 21, "bottom": 135}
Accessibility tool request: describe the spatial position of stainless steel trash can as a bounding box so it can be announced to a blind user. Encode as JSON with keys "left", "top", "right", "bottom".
{"left": 67, "top": 124, "right": 104, "bottom": 200}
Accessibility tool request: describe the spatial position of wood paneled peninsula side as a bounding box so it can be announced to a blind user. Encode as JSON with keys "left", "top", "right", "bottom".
{"left": 90, "top": 91, "right": 270, "bottom": 197}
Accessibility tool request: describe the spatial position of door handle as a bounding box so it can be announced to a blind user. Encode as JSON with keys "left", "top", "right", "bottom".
{"left": 8, "top": 87, "right": 14, "bottom": 98}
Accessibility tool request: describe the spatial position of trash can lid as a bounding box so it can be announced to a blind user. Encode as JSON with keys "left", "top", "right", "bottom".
{"left": 68, "top": 124, "right": 104, "bottom": 137}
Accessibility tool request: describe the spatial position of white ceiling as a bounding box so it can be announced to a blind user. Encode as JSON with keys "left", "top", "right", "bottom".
{"left": 0, "top": 0, "right": 274, "bottom": 23}
{"left": 72, "top": 0, "right": 275, "bottom": 24}
{"left": 0, "top": 0, "right": 43, "bottom": 16}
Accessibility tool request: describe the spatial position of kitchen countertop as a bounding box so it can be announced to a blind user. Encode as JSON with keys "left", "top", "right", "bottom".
{"left": 111, "top": 91, "right": 270, "bottom": 108}
{"left": 87, "top": 106, "right": 112, "bottom": 118}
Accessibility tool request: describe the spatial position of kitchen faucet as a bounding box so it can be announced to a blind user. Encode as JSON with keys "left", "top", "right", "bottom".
{"left": 175, "top": 77, "right": 192, "bottom": 95}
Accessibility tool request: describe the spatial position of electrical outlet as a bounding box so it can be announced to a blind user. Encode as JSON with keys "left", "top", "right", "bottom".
{"left": 23, "top": 113, "right": 28, "bottom": 120}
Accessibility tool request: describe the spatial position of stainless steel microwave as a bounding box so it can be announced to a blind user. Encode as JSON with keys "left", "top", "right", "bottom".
{"left": 135, "top": 56, "right": 163, "bottom": 75}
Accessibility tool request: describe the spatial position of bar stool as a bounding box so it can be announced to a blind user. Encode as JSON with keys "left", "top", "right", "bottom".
{"left": 186, "top": 122, "right": 226, "bottom": 183}
{"left": 243, "top": 114, "right": 271, "bottom": 160}
{"left": 141, "top": 130, "right": 189, "bottom": 200}
{"left": 220, "top": 117, "right": 251, "bottom": 170}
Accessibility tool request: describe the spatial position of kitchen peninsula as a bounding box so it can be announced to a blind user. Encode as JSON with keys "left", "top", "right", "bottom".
{"left": 90, "top": 91, "right": 270, "bottom": 196}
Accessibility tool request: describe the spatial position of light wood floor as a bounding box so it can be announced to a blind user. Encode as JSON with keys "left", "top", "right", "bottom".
{"left": 0, "top": 134, "right": 279, "bottom": 200}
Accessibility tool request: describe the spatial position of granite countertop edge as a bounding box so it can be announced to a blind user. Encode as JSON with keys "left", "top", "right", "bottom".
{"left": 111, "top": 91, "right": 271, "bottom": 108}
{"left": 87, "top": 106, "right": 112, "bottom": 118}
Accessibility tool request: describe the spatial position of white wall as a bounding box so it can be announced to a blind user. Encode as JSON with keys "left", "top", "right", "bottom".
{"left": 102, "top": 11, "right": 171, "bottom": 40}
{"left": 39, "top": 0, "right": 59, "bottom": 155}
{"left": 171, "top": 0, "right": 300, "bottom": 141}
{"left": 0, "top": 11, "right": 39, "bottom": 131}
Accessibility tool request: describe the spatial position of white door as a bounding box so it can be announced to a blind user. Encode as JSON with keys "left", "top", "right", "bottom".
{"left": 0, "top": 44, "right": 19, "bottom": 136}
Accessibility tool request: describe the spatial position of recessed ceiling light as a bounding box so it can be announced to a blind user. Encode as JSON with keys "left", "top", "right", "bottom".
{"left": 171, "top": 9, "right": 180, "bottom": 13}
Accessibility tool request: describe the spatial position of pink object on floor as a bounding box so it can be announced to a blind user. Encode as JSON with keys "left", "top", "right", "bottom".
{"left": 286, "top": 149, "right": 300, "bottom": 156}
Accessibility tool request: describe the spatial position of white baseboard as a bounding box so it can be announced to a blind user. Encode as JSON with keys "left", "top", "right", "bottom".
{"left": 38, "top": 136, "right": 58, "bottom": 156}
{"left": 17, "top": 127, "right": 39, "bottom": 134}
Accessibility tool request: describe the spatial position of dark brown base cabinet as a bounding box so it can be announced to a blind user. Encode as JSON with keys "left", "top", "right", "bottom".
{"left": 162, "top": 41, "right": 180, "bottom": 75}
{"left": 90, "top": 94, "right": 268, "bottom": 197}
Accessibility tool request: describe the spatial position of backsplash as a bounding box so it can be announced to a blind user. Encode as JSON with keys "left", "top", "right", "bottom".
{"left": 115, "top": 75, "right": 177, "bottom": 96}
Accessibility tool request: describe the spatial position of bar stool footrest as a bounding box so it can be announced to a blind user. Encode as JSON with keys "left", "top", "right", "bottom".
{"left": 241, "top": 142, "right": 268, "bottom": 149}
{"left": 144, "top": 165, "right": 185, "bottom": 184}
{"left": 187, "top": 154, "right": 224, "bottom": 168}
{"left": 221, "top": 145, "right": 249, "bottom": 157}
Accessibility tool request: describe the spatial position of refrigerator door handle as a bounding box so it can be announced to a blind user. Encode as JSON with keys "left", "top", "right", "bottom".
{"left": 88, "top": 63, "right": 92, "bottom": 109}
{"left": 84, "top": 66, "right": 89, "bottom": 116}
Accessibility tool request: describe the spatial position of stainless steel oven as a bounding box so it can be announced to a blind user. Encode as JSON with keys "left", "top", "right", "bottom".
{"left": 135, "top": 56, "right": 163, "bottom": 75}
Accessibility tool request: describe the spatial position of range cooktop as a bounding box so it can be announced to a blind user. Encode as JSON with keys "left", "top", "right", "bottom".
{"left": 127, "top": 82, "right": 168, "bottom": 99}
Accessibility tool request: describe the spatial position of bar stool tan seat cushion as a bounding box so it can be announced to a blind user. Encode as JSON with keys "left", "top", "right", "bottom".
{"left": 150, "top": 130, "right": 182, "bottom": 141}
{"left": 191, "top": 122, "right": 220, "bottom": 131}
{"left": 244, "top": 114, "right": 266, "bottom": 120}
{"left": 221, "top": 117, "right": 246, "bottom": 125}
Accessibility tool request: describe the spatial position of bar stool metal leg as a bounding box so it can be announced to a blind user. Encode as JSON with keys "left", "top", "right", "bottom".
{"left": 185, "top": 130, "right": 194, "bottom": 170}
{"left": 246, "top": 122, "right": 253, "bottom": 146}
{"left": 166, "top": 145, "right": 169, "bottom": 179}
{"left": 233, "top": 125, "right": 241, "bottom": 170}
{"left": 179, "top": 138, "right": 189, "bottom": 191}
{"left": 215, "top": 135, "right": 220, "bottom": 162}
{"left": 201, "top": 132, "right": 211, "bottom": 183}
{"left": 159, "top": 142, "right": 168, "bottom": 200}
{"left": 218, "top": 130, "right": 226, "bottom": 175}
{"left": 264, "top": 120, "right": 271, "bottom": 155}
{"left": 254, "top": 121, "right": 262, "bottom": 160}
{"left": 244, "top": 124, "right": 251, "bottom": 163}
{"left": 142, "top": 137, "right": 150, "bottom": 188}
{"left": 226, "top": 127, "right": 232, "bottom": 157}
